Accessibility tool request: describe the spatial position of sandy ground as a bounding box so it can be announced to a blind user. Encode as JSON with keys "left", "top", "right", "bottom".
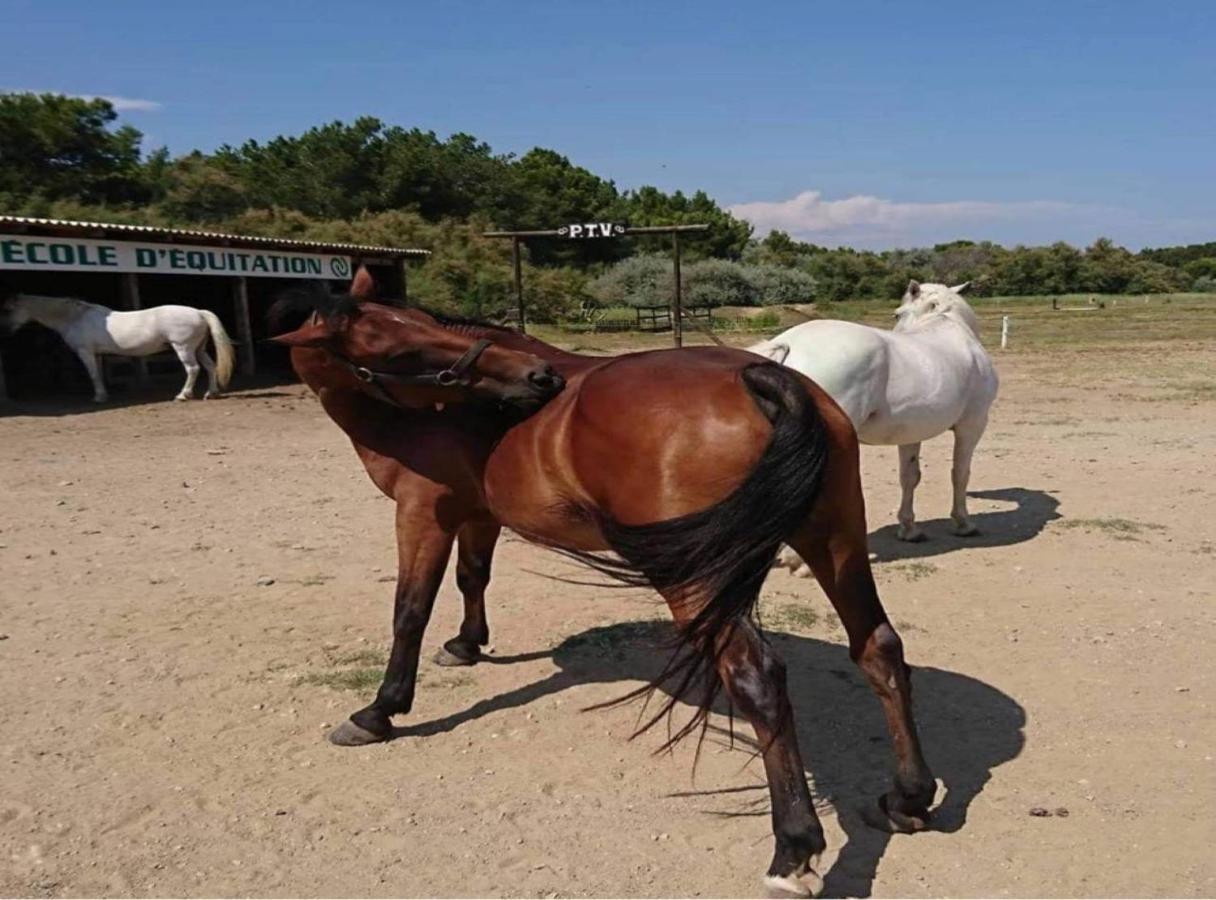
{"left": 1, "top": 341, "right": 1214, "bottom": 899}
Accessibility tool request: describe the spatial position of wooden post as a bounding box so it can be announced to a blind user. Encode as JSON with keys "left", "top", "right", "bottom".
{"left": 397, "top": 258, "right": 409, "bottom": 304}
{"left": 232, "top": 277, "right": 255, "bottom": 376}
{"left": 512, "top": 237, "right": 526, "bottom": 333}
{"left": 672, "top": 230, "right": 684, "bottom": 348}
{"left": 121, "top": 273, "right": 150, "bottom": 386}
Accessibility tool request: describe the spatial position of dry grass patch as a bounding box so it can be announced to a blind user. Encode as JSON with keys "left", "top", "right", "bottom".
{"left": 1056, "top": 517, "right": 1166, "bottom": 541}
{"left": 884, "top": 561, "right": 939, "bottom": 582}
{"left": 763, "top": 603, "right": 820, "bottom": 633}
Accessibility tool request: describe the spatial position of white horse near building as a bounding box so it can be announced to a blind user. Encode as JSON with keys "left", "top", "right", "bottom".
{"left": 0, "top": 293, "right": 234, "bottom": 402}
{"left": 750, "top": 281, "right": 998, "bottom": 573}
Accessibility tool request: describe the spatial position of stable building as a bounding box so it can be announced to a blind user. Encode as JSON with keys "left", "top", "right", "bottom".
{"left": 0, "top": 216, "right": 428, "bottom": 401}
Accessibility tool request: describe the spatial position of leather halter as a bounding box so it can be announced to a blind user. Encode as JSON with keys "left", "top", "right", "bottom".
{"left": 334, "top": 337, "right": 494, "bottom": 409}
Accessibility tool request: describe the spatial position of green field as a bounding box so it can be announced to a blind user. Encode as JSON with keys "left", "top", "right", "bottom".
{"left": 531, "top": 293, "right": 1216, "bottom": 355}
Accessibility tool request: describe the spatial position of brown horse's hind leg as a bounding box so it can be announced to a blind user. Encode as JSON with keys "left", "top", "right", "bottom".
{"left": 330, "top": 506, "right": 455, "bottom": 746}
{"left": 790, "top": 523, "right": 937, "bottom": 832}
{"left": 704, "top": 615, "right": 825, "bottom": 897}
{"left": 434, "top": 520, "right": 500, "bottom": 667}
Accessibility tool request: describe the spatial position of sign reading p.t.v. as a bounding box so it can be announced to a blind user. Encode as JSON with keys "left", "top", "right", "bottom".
{"left": 556, "top": 223, "right": 627, "bottom": 239}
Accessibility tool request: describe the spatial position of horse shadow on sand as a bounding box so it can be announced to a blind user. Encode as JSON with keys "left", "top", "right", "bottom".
{"left": 388, "top": 620, "right": 1026, "bottom": 899}
{"left": 869, "top": 487, "right": 1060, "bottom": 562}
{"left": 0, "top": 379, "right": 300, "bottom": 418}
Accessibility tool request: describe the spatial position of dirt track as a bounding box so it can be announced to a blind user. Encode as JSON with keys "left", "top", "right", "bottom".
{"left": 1, "top": 341, "right": 1214, "bottom": 898}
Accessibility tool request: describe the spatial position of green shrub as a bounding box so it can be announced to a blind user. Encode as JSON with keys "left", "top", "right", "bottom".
{"left": 683, "top": 258, "right": 758, "bottom": 307}
{"left": 744, "top": 264, "right": 817, "bottom": 305}
{"left": 589, "top": 254, "right": 672, "bottom": 308}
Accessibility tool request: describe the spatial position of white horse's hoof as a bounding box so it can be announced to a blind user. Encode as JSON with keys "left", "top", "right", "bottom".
{"left": 174, "top": 394, "right": 192, "bottom": 402}
{"left": 763, "top": 868, "right": 824, "bottom": 898}
{"left": 92, "top": 397, "right": 108, "bottom": 404}
{"left": 793, "top": 564, "right": 813, "bottom": 579}
{"left": 775, "top": 545, "right": 805, "bottom": 572}
{"left": 204, "top": 391, "right": 221, "bottom": 400}
{"left": 897, "top": 527, "right": 927, "bottom": 542}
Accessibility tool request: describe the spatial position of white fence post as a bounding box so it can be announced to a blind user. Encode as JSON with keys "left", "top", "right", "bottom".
{"left": 1001, "top": 315, "right": 1010, "bottom": 350}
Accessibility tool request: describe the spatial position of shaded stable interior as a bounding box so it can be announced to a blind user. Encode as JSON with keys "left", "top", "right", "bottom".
{"left": 1, "top": 222, "right": 422, "bottom": 402}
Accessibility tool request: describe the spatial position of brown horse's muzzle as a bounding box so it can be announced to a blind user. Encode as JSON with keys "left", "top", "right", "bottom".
{"left": 505, "top": 360, "right": 564, "bottom": 410}
{"left": 527, "top": 363, "right": 564, "bottom": 394}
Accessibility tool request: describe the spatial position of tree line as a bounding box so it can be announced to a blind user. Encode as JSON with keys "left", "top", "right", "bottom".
{"left": 2, "top": 92, "right": 1211, "bottom": 320}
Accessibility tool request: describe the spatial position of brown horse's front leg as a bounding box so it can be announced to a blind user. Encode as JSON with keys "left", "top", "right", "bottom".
{"left": 793, "top": 528, "right": 937, "bottom": 833}
{"left": 434, "top": 520, "right": 500, "bottom": 667}
{"left": 715, "top": 620, "right": 826, "bottom": 897}
{"left": 330, "top": 504, "right": 455, "bottom": 746}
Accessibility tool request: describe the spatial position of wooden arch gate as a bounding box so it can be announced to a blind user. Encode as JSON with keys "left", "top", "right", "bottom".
{"left": 483, "top": 223, "right": 709, "bottom": 347}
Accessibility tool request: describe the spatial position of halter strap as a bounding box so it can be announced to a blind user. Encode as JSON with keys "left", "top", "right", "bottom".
{"left": 334, "top": 338, "right": 494, "bottom": 409}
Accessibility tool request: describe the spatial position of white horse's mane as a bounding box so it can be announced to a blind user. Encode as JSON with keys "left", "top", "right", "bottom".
{"left": 15, "top": 293, "right": 103, "bottom": 317}
{"left": 896, "top": 283, "right": 981, "bottom": 339}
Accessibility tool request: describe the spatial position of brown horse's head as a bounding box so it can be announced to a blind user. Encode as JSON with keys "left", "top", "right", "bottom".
{"left": 270, "top": 272, "right": 563, "bottom": 412}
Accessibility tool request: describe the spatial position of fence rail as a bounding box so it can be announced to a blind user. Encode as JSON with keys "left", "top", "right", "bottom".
{"left": 633, "top": 304, "right": 712, "bottom": 332}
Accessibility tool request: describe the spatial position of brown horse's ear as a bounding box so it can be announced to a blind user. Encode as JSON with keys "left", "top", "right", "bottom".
{"left": 269, "top": 318, "right": 331, "bottom": 348}
{"left": 350, "top": 266, "right": 377, "bottom": 301}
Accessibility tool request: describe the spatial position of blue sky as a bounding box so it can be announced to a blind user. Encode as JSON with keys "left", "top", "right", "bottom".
{"left": 4, "top": 0, "right": 1214, "bottom": 249}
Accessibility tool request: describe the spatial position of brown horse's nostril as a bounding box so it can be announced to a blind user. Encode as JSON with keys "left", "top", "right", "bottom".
{"left": 528, "top": 366, "right": 563, "bottom": 393}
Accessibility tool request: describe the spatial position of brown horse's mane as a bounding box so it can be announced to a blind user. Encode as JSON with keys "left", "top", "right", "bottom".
{"left": 269, "top": 286, "right": 583, "bottom": 365}
{"left": 408, "top": 305, "right": 588, "bottom": 366}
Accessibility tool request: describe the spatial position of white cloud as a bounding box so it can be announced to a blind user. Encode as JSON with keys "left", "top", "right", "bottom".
{"left": 5, "top": 89, "right": 161, "bottom": 112}
{"left": 729, "top": 190, "right": 1084, "bottom": 249}
{"left": 91, "top": 94, "right": 162, "bottom": 112}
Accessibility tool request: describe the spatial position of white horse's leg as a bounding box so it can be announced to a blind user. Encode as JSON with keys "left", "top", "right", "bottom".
{"left": 197, "top": 347, "right": 221, "bottom": 398}
{"left": 774, "top": 544, "right": 813, "bottom": 578}
{"left": 896, "top": 442, "right": 926, "bottom": 542}
{"left": 73, "top": 346, "right": 108, "bottom": 403}
{"left": 171, "top": 342, "right": 201, "bottom": 401}
{"left": 950, "top": 412, "right": 989, "bottom": 536}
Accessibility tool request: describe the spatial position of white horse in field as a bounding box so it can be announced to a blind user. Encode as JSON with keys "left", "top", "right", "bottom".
{"left": 750, "top": 281, "right": 998, "bottom": 573}
{"left": 0, "top": 293, "right": 234, "bottom": 402}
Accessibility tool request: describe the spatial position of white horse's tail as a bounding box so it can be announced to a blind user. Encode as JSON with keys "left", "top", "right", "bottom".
{"left": 747, "top": 339, "right": 791, "bottom": 365}
{"left": 200, "top": 310, "right": 235, "bottom": 390}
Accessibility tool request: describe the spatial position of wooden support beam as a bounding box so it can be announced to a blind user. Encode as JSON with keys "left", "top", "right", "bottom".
{"left": 397, "top": 258, "right": 409, "bottom": 303}
{"left": 121, "top": 273, "right": 150, "bottom": 385}
{"left": 672, "top": 230, "right": 683, "bottom": 348}
{"left": 512, "top": 237, "right": 526, "bottom": 334}
{"left": 232, "top": 277, "right": 256, "bottom": 376}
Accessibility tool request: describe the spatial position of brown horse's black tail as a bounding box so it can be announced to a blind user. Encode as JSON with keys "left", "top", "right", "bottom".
{"left": 556, "top": 362, "right": 830, "bottom": 752}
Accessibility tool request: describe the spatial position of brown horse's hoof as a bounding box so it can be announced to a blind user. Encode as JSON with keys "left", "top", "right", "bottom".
{"left": 433, "top": 644, "right": 480, "bottom": 667}
{"left": 861, "top": 795, "right": 930, "bottom": 833}
{"left": 328, "top": 719, "right": 388, "bottom": 746}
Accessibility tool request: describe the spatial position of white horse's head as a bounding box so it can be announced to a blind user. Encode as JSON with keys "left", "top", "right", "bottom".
{"left": 893, "top": 281, "right": 981, "bottom": 338}
{"left": 0, "top": 291, "right": 32, "bottom": 333}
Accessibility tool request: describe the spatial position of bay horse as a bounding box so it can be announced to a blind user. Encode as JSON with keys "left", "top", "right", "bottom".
{"left": 271, "top": 270, "right": 937, "bottom": 897}
{"left": 0, "top": 292, "right": 236, "bottom": 402}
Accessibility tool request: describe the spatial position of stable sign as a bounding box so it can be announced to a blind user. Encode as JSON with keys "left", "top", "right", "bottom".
{"left": 0, "top": 234, "right": 352, "bottom": 280}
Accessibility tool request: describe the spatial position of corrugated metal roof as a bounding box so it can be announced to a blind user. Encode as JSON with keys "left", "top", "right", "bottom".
{"left": 0, "top": 215, "right": 429, "bottom": 258}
